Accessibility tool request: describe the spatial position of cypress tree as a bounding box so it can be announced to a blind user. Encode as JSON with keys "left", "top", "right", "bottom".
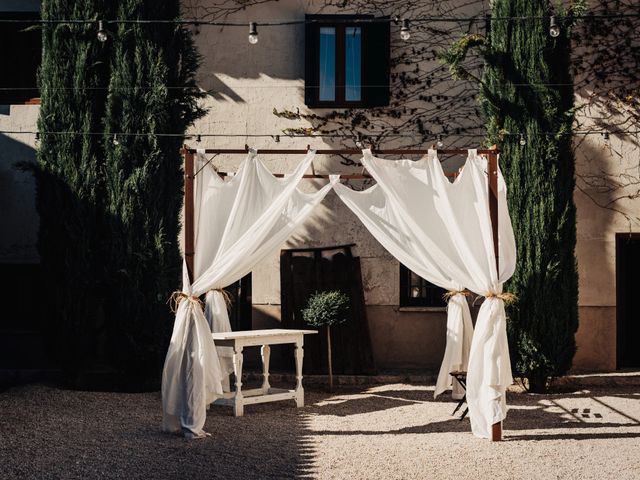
{"left": 37, "top": 0, "right": 115, "bottom": 385}
{"left": 36, "top": 0, "right": 204, "bottom": 389}
{"left": 102, "top": 1, "right": 204, "bottom": 389}
{"left": 442, "top": 0, "right": 585, "bottom": 391}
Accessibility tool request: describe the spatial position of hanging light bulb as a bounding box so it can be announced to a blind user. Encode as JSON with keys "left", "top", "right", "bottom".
{"left": 113, "top": 133, "right": 119, "bottom": 146}
{"left": 436, "top": 134, "right": 443, "bottom": 148}
{"left": 248, "top": 22, "right": 259, "bottom": 45}
{"left": 97, "top": 20, "right": 109, "bottom": 43}
{"left": 196, "top": 134, "right": 202, "bottom": 143}
{"left": 35, "top": 131, "right": 40, "bottom": 143}
{"left": 400, "top": 19, "right": 411, "bottom": 41}
{"left": 603, "top": 131, "right": 610, "bottom": 144}
{"left": 519, "top": 133, "right": 526, "bottom": 146}
{"left": 549, "top": 16, "right": 560, "bottom": 38}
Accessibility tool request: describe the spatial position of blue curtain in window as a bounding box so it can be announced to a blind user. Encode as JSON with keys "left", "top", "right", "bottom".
{"left": 319, "top": 27, "right": 335, "bottom": 101}
{"left": 345, "top": 27, "right": 361, "bottom": 101}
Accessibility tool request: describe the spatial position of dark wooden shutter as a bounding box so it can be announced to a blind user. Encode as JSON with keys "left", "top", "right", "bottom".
{"left": 362, "top": 18, "right": 390, "bottom": 107}
{"left": 304, "top": 16, "right": 318, "bottom": 107}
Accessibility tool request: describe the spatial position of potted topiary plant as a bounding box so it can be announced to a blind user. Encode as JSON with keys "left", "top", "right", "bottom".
{"left": 301, "top": 290, "right": 350, "bottom": 391}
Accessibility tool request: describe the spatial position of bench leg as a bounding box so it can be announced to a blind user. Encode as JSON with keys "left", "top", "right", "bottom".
{"left": 261, "top": 345, "right": 271, "bottom": 394}
{"left": 233, "top": 346, "right": 244, "bottom": 417}
{"left": 294, "top": 341, "right": 304, "bottom": 408}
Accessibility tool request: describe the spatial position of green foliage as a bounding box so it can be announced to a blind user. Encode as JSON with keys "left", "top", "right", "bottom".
{"left": 302, "top": 291, "right": 350, "bottom": 328}
{"left": 438, "top": 34, "right": 487, "bottom": 82}
{"left": 36, "top": 0, "right": 204, "bottom": 389}
{"left": 481, "top": 0, "right": 582, "bottom": 388}
{"left": 440, "top": 0, "right": 584, "bottom": 389}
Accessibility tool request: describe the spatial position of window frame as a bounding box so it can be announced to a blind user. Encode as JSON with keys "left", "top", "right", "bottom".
{"left": 311, "top": 17, "right": 367, "bottom": 108}
{"left": 399, "top": 263, "right": 448, "bottom": 308}
{"left": 305, "top": 14, "right": 389, "bottom": 109}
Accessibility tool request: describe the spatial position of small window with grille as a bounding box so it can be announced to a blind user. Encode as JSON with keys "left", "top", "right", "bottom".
{"left": 399, "top": 264, "right": 447, "bottom": 308}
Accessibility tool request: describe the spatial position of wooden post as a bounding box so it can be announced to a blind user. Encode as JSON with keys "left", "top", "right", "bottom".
{"left": 487, "top": 145, "right": 502, "bottom": 442}
{"left": 184, "top": 146, "right": 195, "bottom": 283}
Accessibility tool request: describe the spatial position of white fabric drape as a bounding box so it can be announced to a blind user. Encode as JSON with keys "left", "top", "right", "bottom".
{"left": 162, "top": 149, "right": 336, "bottom": 438}
{"left": 333, "top": 149, "right": 516, "bottom": 438}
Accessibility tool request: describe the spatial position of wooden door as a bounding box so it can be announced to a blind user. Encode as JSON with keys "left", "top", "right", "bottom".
{"left": 280, "top": 244, "right": 376, "bottom": 374}
{"left": 226, "top": 273, "right": 252, "bottom": 331}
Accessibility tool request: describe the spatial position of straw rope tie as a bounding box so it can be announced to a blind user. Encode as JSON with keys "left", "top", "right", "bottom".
{"left": 442, "top": 290, "right": 472, "bottom": 302}
{"left": 483, "top": 291, "right": 517, "bottom": 304}
{"left": 168, "top": 291, "right": 203, "bottom": 312}
{"left": 207, "top": 288, "right": 235, "bottom": 308}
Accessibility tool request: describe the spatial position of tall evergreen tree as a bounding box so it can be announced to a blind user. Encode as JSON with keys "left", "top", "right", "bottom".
{"left": 442, "top": 0, "right": 585, "bottom": 391}
{"left": 102, "top": 1, "right": 204, "bottom": 389}
{"left": 36, "top": 0, "right": 204, "bottom": 389}
{"left": 37, "top": 0, "right": 115, "bottom": 386}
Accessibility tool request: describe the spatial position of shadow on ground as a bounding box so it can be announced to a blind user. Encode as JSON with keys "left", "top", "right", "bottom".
{"left": 0, "top": 382, "right": 639, "bottom": 479}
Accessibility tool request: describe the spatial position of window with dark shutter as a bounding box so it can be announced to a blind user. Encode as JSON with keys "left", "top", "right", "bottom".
{"left": 0, "top": 10, "right": 41, "bottom": 105}
{"left": 399, "top": 264, "right": 447, "bottom": 308}
{"left": 305, "top": 15, "right": 389, "bottom": 108}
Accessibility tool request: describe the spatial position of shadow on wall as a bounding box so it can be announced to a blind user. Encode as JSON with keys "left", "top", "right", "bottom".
{"left": 0, "top": 133, "right": 48, "bottom": 379}
{"left": 573, "top": 137, "right": 621, "bottom": 371}
{"left": 190, "top": 16, "right": 305, "bottom": 102}
{"left": 0, "top": 141, "right": 178, "bottom": 390}
{"left": 0, "top": 133, "right": 38, "bottom": 264}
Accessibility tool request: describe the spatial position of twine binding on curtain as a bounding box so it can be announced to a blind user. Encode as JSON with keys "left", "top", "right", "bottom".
{"left": 442, "top": 290, "right": 472, "bottom": 302}
{"left": 167, "top": 291, "right": 204, "bottom": 312}
{"left": 207, "top": 288, "right": 234, "bottom": 308}
{"left": 473, "top": 291, "right": 517, "bottom": 306}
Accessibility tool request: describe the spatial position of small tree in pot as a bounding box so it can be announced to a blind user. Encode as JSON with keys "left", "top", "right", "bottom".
{"left": 301, "top": 290, "right": 350, "bottom": 391}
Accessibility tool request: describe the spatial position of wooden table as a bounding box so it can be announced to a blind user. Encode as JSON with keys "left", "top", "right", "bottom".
{"left": 211, "top": 329, "right": 317, "bottom": 416}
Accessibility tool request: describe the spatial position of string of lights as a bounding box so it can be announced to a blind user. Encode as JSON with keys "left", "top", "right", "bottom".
{"left": 1, "top": 13, "right": 639, "bottom": 25}
{"left": 1, "top": 13, "right": 639, "bottom": 43}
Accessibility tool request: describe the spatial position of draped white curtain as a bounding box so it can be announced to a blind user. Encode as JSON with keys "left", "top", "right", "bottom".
{"left": 162, "top": 149, "right": 336, "bottom": 438}
{"left": 333, "top": 149, "right": 516, "bottom": 439}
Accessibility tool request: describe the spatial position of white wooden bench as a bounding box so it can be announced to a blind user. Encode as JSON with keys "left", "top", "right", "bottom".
{"left": 211, "top": 329, "right": 317, "bottom": 416}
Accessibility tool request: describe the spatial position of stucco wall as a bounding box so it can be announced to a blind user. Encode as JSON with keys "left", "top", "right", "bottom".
{"left": 573, "top": 126, "right": 640, "bottom": 370}
{"left": 184, "top": 0, "right": 640, "bottom": 371}
{"left": 1, "top": 0, "right": 636, "bottom": 371}
{"left": 182, "top": 0, "right": 472, "bottom": 369}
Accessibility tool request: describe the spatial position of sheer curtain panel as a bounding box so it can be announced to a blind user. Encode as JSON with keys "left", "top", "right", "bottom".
{"left": 162, "top": 149, "right": 336, "bottom": 438}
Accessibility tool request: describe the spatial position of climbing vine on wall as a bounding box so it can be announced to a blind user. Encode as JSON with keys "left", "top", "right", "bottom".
{"left": 184, "top": 0, "right": 490, "bottom": 164}
{"left": 184, "top": 0, "right": 640, "bottom": 217}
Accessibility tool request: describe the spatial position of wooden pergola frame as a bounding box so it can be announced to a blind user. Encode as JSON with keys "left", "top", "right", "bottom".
{"left": 180, "top": 144, "right": 503, "bottom": 441}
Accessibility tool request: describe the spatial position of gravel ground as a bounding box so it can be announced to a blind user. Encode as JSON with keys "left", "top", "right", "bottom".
{"left": 1, "top": 382, "right": 639, "bottom": 480}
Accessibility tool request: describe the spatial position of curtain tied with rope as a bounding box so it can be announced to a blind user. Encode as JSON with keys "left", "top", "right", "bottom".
{"left": 333, "top": 148, "right": 516, "bottom": 438}
{"left": 162, "top": 149, "right": 337, "bottom": 438}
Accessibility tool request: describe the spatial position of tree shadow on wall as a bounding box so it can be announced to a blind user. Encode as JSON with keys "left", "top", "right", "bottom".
{"left": 7, "top": 154, "right": 178, "bottom": 392}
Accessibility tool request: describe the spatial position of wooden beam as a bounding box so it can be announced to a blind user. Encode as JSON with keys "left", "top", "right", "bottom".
{"left": 213, "top": 172, "right": 458, "bottom": 179}
{"left": 487, "top": 145, "right": 502, "bottom": 442}
{"left": 184, "top": 146, "right": 195, "bottom": 283}
{"left": 488, "top": 148, "right": 500, "bottom": 274}
{"left": 180, "top": 147, "right": 500, "bottom": 156}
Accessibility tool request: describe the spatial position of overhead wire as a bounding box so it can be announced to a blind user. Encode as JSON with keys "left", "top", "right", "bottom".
{"left": 0, "top": 14, "right": 639, "bottom": 25}
{"left": 0, "top": 13, "right": 636, "bottom": 142}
